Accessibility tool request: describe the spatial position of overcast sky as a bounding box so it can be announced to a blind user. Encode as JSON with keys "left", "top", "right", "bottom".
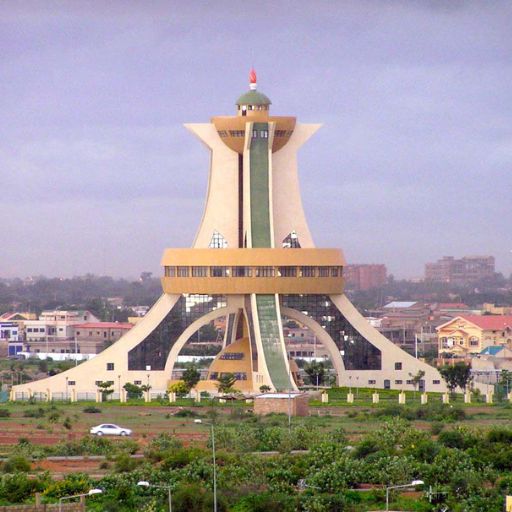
{"left": 1, "top": 1, "right": 511, "bottom": 279}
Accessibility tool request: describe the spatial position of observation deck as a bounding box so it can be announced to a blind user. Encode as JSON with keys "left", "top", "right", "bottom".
{"left": 161, "top": 248, "right": 345, "bottom": 295}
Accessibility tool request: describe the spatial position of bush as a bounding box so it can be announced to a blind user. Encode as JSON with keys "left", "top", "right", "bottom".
{"left": 232, "top": 491, "right": 297, "bottom": 511}
{"left": 0, "top": 473, "right": 45, "bottom": 503}
{"left": 113, "top": 453, "right": 139, "bottom": 473}
{"left": 431, "top": 421, "right": 445, "bottom": 435}
{"left": 43, "top": 473, "right": 91, "bottom": 499}
{"left": 174, "top": 408, "right": 199, "bottom": 418}
{"left": 23, "top": 407, "right": 45, "bottom": 418}
{"left": 2, "top": 456, "right": 31, "bottom": 473}
{"left": 487, "top": 428, "right": 512, "bottom": 444}
{"left": 83, "top": 406, "right": 101, "bottom": 413}
{"left": 0, "top": 409, "right": 11, "bottom": 418}
{"left": 171, "top": 483, "right": 227, "bottom": 512}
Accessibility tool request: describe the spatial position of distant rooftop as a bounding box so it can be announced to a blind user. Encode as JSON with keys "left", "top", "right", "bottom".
{"left": 480, "top": 346, "right": 505, "bottom": 356}
{"left": 383, "top": 301, "right": 418, "bottom": 309}
{"left": 460, "top": 315, "right": 512, "bottom": 330}
{"left": 72, "top": 322, "right": 133, "bottom": 329}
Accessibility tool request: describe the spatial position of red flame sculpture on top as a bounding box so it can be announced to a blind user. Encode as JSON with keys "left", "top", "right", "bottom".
{"left": 249, "top": 68, "right": 257, "bottom": 84}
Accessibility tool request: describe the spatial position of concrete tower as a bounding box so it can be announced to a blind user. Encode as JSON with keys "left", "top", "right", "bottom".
{"left": 13, "top": 72, "right": 443, "bottom": 398}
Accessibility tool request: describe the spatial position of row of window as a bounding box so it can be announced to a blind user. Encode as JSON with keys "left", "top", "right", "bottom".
{"left": 217, "top": 129, "right": 292, "bottom": 140}
{"left": 219, "top": 352, "right": 244, "bottom": 360}
{"left": 238, "top": 105, "right": 269, "bottom": 111}
{"left": 164, "top": 266, "right": 343, "bottom": 278}
{"left": 252, "top": 130, "right": 268, "bottom": 138}
{"left": 367, "top": 379, "right": 441, "bottom": 385}
{"left": 31, "top": 348, "right": 81, "bottom": 354}
{"left": 209, "top": 372, "right": 247, "bottom": 381}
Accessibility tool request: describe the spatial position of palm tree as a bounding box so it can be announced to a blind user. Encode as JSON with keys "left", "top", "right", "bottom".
{"left": 216, "top": 373, "right": 237, "bottom": 394}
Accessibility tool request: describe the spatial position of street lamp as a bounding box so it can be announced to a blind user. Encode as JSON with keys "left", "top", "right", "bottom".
{"left": 59, "top": 488, "right": 102, "bottom": 512}
{"left": 385, "top": 480, "right": 424, "bottom": 511}
{"left": 137, "top": 481, "right": 172, "bottom": 512}
{"left": 194, "top": 419, "right": 217, "bottom": 512}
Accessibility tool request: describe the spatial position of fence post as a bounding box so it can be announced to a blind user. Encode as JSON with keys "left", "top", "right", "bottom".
{"left": 347, "top": 392, "right": 354, "bottom": 404}
{"left": 145, "top": 390, "right": 151, "bottom": 403}
{"left": 398, "top": 392, "right": 406, "bottom": 404}
{"left": 464, "top": 392, "right": 472, "bottom": 404}
{"left": 486, "top": 392, "right": 493, "bottom": 404}
{"left": 46, "top": 389, "right": 52, "bottom": 402}
{"left": 321, "top": 392, "right": 329, "bottom": 403}
{"left": 442, "top": 392, "right": 450, "bottom": 404}
{"left": 168, "top": 392, "right": 176, "bottom": 403}
{"left": 372, "top": 392, "right": 379, "bottom": 404}
{"left": 421, "top": 393, "right": 428, "bottom": 405}
{"left": 96, "top": 390, "right": 103, "bottom": 403}
{"left": 195, "top": 390, "right": 201, "bottom": 403}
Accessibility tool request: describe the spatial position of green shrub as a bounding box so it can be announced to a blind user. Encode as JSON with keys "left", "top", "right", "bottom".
{"left": 431, "top": 421, "right": 445, "bottom": 435}
{"left": 232, "top": 491, "right": 297, "bottom": 512}
{"left": 63, "top": 417, "right": 72, "bottom": 430}
{"left": 487, "top": 428, "right": 512, "bottom": 444}
{"left": 2, "top": 456, "right": 31, "bottom": 473}
{"left": 0, "top": 473, "right": 45, "bottom": 503}
{"left": 43, "top": 473, "right": 91, "bottom": 499}
{"left": 83, "top": 406, "right": 101, "bottom": 413}
{"left": 23, "top": 407, "right": 45, "bottom": 418}
{"left": 113, "top": 453, "right": 139, "bottom": 473}
{"left": 174, "top": 408, "right": 199, "bottom": 418}
{"left": 0, "top": 409, "right": 11, "bottom": 418}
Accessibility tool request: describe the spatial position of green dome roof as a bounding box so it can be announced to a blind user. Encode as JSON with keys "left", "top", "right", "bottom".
{"left": 236, "top": 89, "right": 271, "bottom": 106}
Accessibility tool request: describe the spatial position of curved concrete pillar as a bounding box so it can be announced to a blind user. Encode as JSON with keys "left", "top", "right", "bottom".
{"left": 164, "top": 306, "right": 239, "bottom": 375}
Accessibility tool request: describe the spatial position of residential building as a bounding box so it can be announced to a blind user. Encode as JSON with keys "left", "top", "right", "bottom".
{"left": 344, "top": 264, "right": 387, "bottom": 291}
{"left": 437, "top": 315, "right": 512, "bottom": 356}
{"left": 425, "top": 255, "right": 495, "bottom": 285}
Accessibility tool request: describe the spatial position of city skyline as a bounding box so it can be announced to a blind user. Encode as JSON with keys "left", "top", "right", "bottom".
{"left": 1, "top": 2, "right": 511, "bottom": 279}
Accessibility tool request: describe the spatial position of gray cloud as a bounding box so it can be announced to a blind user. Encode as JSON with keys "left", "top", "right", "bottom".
{"left": 1, "top": 1, "right": 511, "bottom": 278}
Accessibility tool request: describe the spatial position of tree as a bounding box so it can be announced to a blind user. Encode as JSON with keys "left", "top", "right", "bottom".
{"left": 440, "top": 363, "right": 472, "bottom": 393}
{"left": 216, "top": 373, "right": 237, "bottom": 394}
{"left": 259, "top": 385, "right": 271, "bottom": 393}
{"left": 123, "top": 382, "right": 143, "bottom": 399}
{"left": 182, "top": 364, "right": 201, "bottom": 392}
{"left": 168, "top": 381, "right": 189, "bottom": 397}
{"left": 96, "top": 381, "right": 114, "bottom": 401}
{"left": 304, "top": 361, "right": 325, "bottom": 387}
{"left": 408, "top": 370, "right": 425, "bottom": 400}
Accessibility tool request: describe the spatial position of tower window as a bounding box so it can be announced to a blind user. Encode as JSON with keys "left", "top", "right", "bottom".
{"left": 255, "top": 266, "right": 274, "bottom": 277}
{"left": 300, "top": 266, "right": 316, "bottom": 277}
{"left": 209, "top": 231, "right": 228, "bottom": 248}
{"left": 177, "top": 267, "right": 189, "bottom": 277}
{"left": 192, "top": 266, "right": 208, "bottom": 277}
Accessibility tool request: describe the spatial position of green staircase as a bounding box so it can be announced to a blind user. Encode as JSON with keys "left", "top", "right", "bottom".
{"left": 256, "top": 295, "right": 293, "bottom": 391}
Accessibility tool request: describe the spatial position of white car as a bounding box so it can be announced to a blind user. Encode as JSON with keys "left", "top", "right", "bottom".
{"left": 90, "top": 423, "right": 132, "bottom": 436}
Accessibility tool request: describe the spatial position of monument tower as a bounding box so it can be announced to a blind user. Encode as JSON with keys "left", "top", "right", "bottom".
{"left": 13, "top": 71, "right": 442, "bottom": 398}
